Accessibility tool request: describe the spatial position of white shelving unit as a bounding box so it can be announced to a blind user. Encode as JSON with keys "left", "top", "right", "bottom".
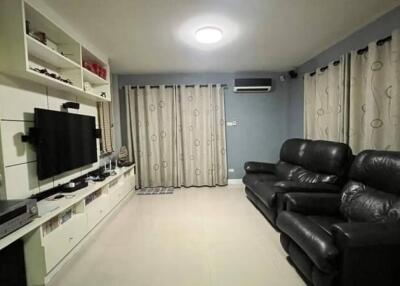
{"left": 0, "top": 0, "right": 111, "bottom": 102}
{"left": 26, "top": 35, "right": 81, "bottom": 69}
{"left": 12, "top": 165, "right": 136, "bottom": 286}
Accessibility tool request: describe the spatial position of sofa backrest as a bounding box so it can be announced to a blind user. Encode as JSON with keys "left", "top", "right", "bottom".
{"left": 302, "top": 140, "right": 353, "bottom": 178}
{"left": 340, "top": 150, "right": 400, "bottom": 223}
{"left": 276, "top": 139, "right": 353, "bottom": 185}
{"left": 276, "top": 139, "right": 308, "bottom": 180}
{"left": 279, "top": 138, "right": 310, "bottom": 165}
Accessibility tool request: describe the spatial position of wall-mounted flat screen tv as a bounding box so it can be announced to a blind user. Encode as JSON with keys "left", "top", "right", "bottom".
{"left": 34, "top": 108, "right": 98, "bottom": 180}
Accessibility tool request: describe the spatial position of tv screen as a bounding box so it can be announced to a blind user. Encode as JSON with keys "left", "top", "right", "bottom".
{"left": 34, "top": 108, "right": 98, "bottom": 180}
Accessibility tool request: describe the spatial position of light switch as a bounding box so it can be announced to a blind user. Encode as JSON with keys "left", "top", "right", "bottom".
{"left": 227, "top": 121, "right": 238, "bottom": 127}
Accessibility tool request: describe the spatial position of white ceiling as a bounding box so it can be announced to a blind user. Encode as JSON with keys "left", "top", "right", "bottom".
{"left": 44, "top": 0, "right": 400, "bottom": 74}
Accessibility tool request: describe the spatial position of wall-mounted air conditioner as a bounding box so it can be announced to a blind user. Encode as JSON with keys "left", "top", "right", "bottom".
{"left": 233, "top": 78, "right": 272, "bottom": 93}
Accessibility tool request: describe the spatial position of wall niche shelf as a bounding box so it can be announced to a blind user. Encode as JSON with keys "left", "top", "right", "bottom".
{"left": 0, "top": 0, "right": 111, "bottom": 102}
{"left": 83, "top": 68, "right": 108, "bottom": 85}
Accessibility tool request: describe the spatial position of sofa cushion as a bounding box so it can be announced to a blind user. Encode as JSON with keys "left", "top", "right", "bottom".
{"left": 275, "top": 161, "right": 301, "bottom": 181}
{"left": 277, "top": 211, "right": 339, "bottom": 273}
{"left": 348, "top": 150, "right": 400, "bottom": 195}
{"left": 291, "top": 167, "right": 339, "bottom": 184}
{"left": 340, "top": 181, "right": 400, "bottom": 223}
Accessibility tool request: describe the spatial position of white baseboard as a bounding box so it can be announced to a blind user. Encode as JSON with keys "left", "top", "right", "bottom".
{"left": 228, "top": 179, "right": 243, "bottom": 185}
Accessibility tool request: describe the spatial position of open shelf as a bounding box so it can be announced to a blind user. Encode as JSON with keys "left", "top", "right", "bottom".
{"left": 83, "top": 68, "right": 108, "bottom": 85}
{"left": 0, "top": 0, "right": 111, "bottom": 102}
{"left": 26, "top": 68, "right": 82, "bottom": 92}
{"left": 26, "top": 35, "right": 80, "bottom": 69}
{"left": 25, "top": 69, "right": 109, "bottom": 102}
{"left": 83, "top": 91, "right": 108, "bottom": 101}
{"left": 82, "top": 46, "right": 107, "bottom": 67}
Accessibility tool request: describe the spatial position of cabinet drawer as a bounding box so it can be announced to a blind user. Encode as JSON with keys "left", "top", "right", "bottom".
{"left": 86, "top": 195, "right": 109, "bottom": 230}
{"left": 42, "top": 214, "right": 86, "bottom": 273}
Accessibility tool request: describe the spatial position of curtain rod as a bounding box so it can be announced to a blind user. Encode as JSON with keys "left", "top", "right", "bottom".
{"left": 307, "top": 33, "right": 393, "bottom": 77}
{"left": 309, "top": 60, "right": 341, "bottom": 77}
{"left": 128, "top": 84, "right": 228, "bottom": 89}
{"left": 357, "top": 35, "right": 392, "bottom": 55}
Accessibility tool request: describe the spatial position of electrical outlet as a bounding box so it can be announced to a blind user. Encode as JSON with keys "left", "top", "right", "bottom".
{"left": 228, "top": 168, "right": 235, "bottom": 173}
{"left": 227, "top": 121, "right": 238, "bottom": 127}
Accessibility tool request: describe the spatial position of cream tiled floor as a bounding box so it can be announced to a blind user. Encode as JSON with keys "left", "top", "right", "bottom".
{"left": 48, "top": 185, "right": 305, "bottom": 286}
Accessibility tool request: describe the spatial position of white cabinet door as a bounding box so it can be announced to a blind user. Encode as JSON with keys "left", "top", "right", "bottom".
{"left": 86, "top": 195, "right": 109, "bottom": 231}
{"left": 42, "top": 214, "right": 86, "bottom": 273}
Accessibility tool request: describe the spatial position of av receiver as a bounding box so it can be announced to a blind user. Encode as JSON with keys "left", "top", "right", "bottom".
{"left": 0, "top": 199, "right": 38, "bottom": 239}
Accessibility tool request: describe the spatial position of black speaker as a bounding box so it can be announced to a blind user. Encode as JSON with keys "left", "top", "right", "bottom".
{"left": 62, "top": 102, "right": 80, "bottom": 110}
{"left": 289, "top": 70, "right": 298, "bottom": 79}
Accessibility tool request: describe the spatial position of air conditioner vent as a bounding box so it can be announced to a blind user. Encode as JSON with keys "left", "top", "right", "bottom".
{"left": 234, "top": 78, "right": 272, "bottom": 93}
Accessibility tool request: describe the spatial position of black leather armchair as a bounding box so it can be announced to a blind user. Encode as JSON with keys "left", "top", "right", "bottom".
{"left": 277, "top": 150, "right": 400, "bottom": 286}
{"left": 243, "top": 138, "right": 353, "bottom": 227}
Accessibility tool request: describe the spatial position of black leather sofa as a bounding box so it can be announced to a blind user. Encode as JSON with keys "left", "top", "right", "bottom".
{"left": 243, "top": 139, "right": 353, "bottom": 227}
{"left": 277, "top": 150, "right": 400, "bottom": 286}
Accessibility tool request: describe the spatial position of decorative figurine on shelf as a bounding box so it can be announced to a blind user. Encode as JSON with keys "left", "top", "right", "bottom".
{"left": 118, "top": 146, "right": 133, "bottom": 167}
{"left": 84, "top": 81, "right": 93, "bottom": 93}
{"left": 32, "top": 31, "right": 47, "bottom": 45}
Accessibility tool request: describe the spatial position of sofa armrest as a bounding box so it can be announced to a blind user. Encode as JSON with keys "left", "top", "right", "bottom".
{"left": 284, "top": 192, "right": 341, "bottom": 215}
{"left": 273, "top": 181, "right": 341, "bottom": 193}
{"left": 269, "top": 181, "right": 341, "bottom": 211}
{"left": 244, "top": 161, "right": 275, "bottom": 174}
{"left": 331, "top": 222, "right": 400, "bottom": 285}
{"left": 332, "top": 222, "right": 400, "bottom": 248}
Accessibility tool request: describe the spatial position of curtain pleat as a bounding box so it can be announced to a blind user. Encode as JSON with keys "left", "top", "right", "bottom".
{"left": 97, "top": 102, "right": 113, "bottom": 154}
{"left": 304, "top": 55, "right": 350, "bottom": 142}
{"left": 304, "top": 29, "right": 400, "bottom": 153}
{"left": 125, "top": 84, "right": 227, "bottom": 188}
{"left": 349, "top": 29, "right": 400, "bottom": 153}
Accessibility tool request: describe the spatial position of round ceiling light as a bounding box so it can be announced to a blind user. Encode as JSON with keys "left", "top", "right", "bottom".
{"left": 195, "top": 27, "right": 223, "bottom": 44}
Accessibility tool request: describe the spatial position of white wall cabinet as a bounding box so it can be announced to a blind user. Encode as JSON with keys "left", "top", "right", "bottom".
{"left": 0, "top": 0, "right": 111, "bottom": 102}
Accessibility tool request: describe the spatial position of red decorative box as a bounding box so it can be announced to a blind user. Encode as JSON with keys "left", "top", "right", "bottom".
{"left": 83, "top": 60, "right": 107, "bottom": 80}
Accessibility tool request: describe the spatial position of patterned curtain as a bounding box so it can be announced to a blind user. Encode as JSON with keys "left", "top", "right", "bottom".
{"left": 304, "top": 55, "right": 350, "bottom": 142}
{"left": 349, "top": 29, "right": 400, "bottom": 153}
{"left": 176, "top": 85, "right": 227, "bottom": 187}
{"left": 97, "top": 102, "right": 114, "bottom": 154}
{"left": 125, "top": 84, "right": 227, "bottom": 188}
{"left": 125, "top": 86, "right": 178, "bottom": 187}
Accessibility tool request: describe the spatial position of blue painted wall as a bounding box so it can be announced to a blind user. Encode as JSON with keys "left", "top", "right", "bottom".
{"left": 117, "top": 72, "right": 291, "bottom": 179}
{"left": 288, "top": 6, "right": 400, "bottom": 138}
